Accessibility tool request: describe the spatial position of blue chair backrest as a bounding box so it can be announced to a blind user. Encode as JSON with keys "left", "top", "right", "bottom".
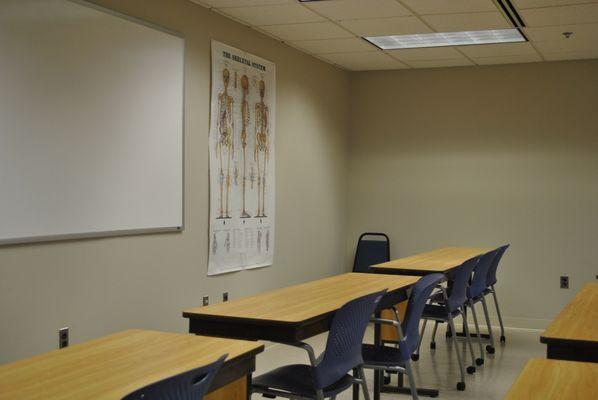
{"left": 399, "top": 273, "right": 445, "bottom": 360}
{"left": 121, "top": 354, "right": 226, "bottom": 400}
{"left": 353, "top": 233, "right": 390, "bottom": 273}
{"left": 445, "top": 257, "right": 479, "bottom": 312}
{"left": 313, "top": 290, "right": 386, "bottom": 390}
{"left": 486, "top": 244, "right": 510, "bottom": 287}
{"left": 468, "top": 249, "right": 500, "bottom": 299}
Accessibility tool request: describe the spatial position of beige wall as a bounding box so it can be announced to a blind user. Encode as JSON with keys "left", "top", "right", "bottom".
{"left": 347, "top": 60, "right": 598, "bottom": 328}
{"left": 0, "top": 0, "right": 350, "bottom": 363}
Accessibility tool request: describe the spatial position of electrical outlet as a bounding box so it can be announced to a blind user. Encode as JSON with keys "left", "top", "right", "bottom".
{"left": 59, "top": 327, "right": 69, "bottom": 349}
{"left": 203, "top": 296, "right": 209, "bottom": 306}
{"left": 223, "top": 292, "right": 229, "bottom": 302}
{"left": 560, "top": 276, "right": 569, "bottom": 289}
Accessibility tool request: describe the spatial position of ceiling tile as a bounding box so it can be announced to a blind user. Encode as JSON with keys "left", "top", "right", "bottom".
{"left": 319, "top": 52, "right": 408, "bottom": 70}
{"left": 459, "top": 42, "right": 538, "bottom": 57}
{"left": 473, "top": 53, "right": 543, "bottom": 64}
{"left": 422, "top": 11, "right": 511, "bottom": 32}
{"left": 525, "top": 22, "right": 598, "bottom": 42}
{"left": 218, "top": 4, "right": 324, "bottom": 26}
{"left": 258, "top": 22, "right": 352, "bottom": 40}
{"left": 290, "top": 38, "right": 375, "bottom": 54}
{"left": 195, "top": 0, "right": 291, "bottom": 8}
{"left": 388, "top": 46, "right": 465, "bottom": 61}
{"left": 521, "top": 3, "right": 598, "bottom": 26}
{"left": 542, "top": 49, "right": 598, "bottom": 60}
{"left": 513, "top": 0, "right": 598, "bottom": 9}
{"left": 533, "top": 36, "right": 598, "bottom": 52}
{"left": 303, "top": 0, "right": 412, "bottom": 21}
{"left": 405, "top": 58, "right": 475, "bottom": 68}
{"left": 339, "top": 16, "right": 433, "bottom": 37}
{"left": 399, "top": 0, "right": 498, "bottom": 15}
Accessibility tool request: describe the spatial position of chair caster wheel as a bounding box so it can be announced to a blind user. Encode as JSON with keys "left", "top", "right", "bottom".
{"left": 476, "top": 358, "right": 484, "bottom": 366}
{"left": 457, "top": 382, "right": 466, "bottom": 391}
{"left": 486, "top": 345, "right": 495, "bottom": 354}
{"left": 500, "top": 335, "right": 506, "bottom": 343}
{"left": 430, "top": 342, "right": 436, "bottom": 350}
{"left": 467, "top": 366, "right": 476, "bottom": 374}
{"left": 411, "top": 354, "right": 419, "bottom": 361}
{"left": 383, "top": 375, "right": 391, "bottom": 385}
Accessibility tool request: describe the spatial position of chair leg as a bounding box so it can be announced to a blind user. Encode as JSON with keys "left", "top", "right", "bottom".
{"left": 481, "top": 296, "right": 496, "bottom": 354}
{"left": 430, "top": 321, "right": 439, "bottom": 350}
{"left": 357, "top": 366, "right": 371, "bottom": 400}
{"left": 413, "top": 319, "right": 428, "bottom": 361}
{"left": 403, "top": 360, "right": 420, "bottom": 400}
{"left": 469, "top": 299, "right": 485, "bottom": 366}
{"left": 491, "top": 286, "right": 506, "bottom": 343}
{"left": 461, "top": 306, "right": 477, "bottom": 374}
{"left": 447, "top": 314, "right": 466, "bottom": 391}
{"left": 315, "top": 389, "right": 325, "bottom": 400}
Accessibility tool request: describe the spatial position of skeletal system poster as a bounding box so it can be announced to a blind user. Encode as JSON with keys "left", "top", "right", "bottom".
{"left": 208, "top": 41, "right": 275, "bottom": 275}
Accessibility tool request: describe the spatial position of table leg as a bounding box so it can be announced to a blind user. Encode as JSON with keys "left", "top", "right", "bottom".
{"left": 353, "top": 368, "right": 360, "bottom": 400}
{"left": 374, "top": 311, "right": 381, "bottom": 400}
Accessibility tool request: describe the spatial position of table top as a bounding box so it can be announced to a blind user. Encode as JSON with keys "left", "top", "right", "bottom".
{"left": 183, "top": 272, "right": 420, "bottom": 324}
{"left": 0, "top": 329, "right": 264, "bottom": 400}
{"left": 541, "top": 282, "right": 598, "bottom": 346}
{"left": 370, "top": 246, "right": 491, "bottom": 275}
{"left": 503, "top": 358, "right": 598, "bottom": 399}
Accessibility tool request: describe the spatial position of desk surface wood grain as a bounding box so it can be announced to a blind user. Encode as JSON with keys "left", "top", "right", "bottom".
{"left": 541, "top": 282, "right": 598, "bottom": 345}
{"left": 0, "top": 330, "right": 263, "bottom": 400}
{"left": 183, "top": 273, "right": 419, "bottom": 324}
{"left": 371, "top": 247, "right": 491, "bottom": 274}
{"left": 504, "top": 358, "right": 598, "bottom": 399}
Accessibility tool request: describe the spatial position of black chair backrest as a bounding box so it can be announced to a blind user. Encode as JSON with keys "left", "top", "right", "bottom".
{"left": 121, "top": 354, "right": 226, "bottom": 400}
{"left": 352, "top": 233, "right": 390, "bottom": 273}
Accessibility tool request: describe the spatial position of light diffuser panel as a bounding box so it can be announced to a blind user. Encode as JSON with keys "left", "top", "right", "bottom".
{"left": 365, "top": 29, "right": 526, "bottom": 50}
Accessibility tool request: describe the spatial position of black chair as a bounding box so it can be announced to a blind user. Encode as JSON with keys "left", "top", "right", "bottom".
{"left": 121, "top": 354, "right": 226, "bottom": 400}
{"left": 353, "top": 233, "right": 390, "bottom": 273}
{"left": 252, "top": 290, "right": 386, "bottom": 400}
{"left": 484, "top": 244, "right": 510, "bottom": 344}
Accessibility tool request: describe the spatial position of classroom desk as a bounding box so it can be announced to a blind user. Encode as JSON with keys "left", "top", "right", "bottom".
{"left": 0, "top": 329, "right": 264, "bottom": 400}
{"left": 540, "top": 282, "right": 598, "bottom": 363}
{"left": 503, "top": 358, "right": 598, "bottom": 399}
{"left": 183, "top": 272, "right": 422, "bottom": 400}
{"left": 370, "top": 246, "right": 491, "bottom": 276}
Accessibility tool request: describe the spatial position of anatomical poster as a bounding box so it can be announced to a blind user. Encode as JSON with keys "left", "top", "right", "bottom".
{"left": 208, "top": 40, "right": 275, "bottom": 275}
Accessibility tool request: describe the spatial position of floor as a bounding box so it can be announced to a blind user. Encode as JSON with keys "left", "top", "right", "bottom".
{"left": 253, "top": 326, "right": 545, "bottom": 399}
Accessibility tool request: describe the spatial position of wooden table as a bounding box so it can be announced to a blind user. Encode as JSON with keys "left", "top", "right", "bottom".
{"left": 370, "top": 246, "right": 491, "bottom": 276}
{"left": 504, "top": 358, "right": 598, "bottom": 399}
{"left": 540, "top": 282, "right": 598, "bottom": 362}
{"left": 184, "top": 272, "right": 421, "bottom": 400}
{"left": 0, "top": 329, "right": 263, "bottom": 400}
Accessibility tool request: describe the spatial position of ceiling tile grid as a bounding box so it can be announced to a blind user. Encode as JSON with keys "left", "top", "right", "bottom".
{"left": 192, "top": 0, "right": 598, "bottom": 71}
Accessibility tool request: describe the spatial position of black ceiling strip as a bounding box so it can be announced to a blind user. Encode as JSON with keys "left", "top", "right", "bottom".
{"left": 516, "top": 27, "right": 529, "bottom": 42}
{"left": 496, "top": 0, "right": 520, "bottom": 28}
{"left": 503, "top": 0, "right": 526, "bottom": 27}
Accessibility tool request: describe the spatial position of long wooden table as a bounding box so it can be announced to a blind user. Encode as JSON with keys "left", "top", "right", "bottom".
{"left": 370, "top": 246, "right": 491, "bottom": 276}
{"left": 0, "top": 329, "right": 264, "bottom": 400}
{"left": 504, "top": 358, "right": 598, "bottom": 399}
{"left": 540, "top": 282, "right": 598, "bottom": 362}
{"left": 184, "top": 272, "right": 420, "bottom": 400}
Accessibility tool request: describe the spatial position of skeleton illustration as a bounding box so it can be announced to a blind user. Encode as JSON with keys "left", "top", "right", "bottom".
{"left": 254, "top": 80, "right": 269, "bottom": 218}
{"left": 266, "top": 229, "right": 270, "bottom": 252}
{"left": 257, "top": 229, "right": 262, "bottom": 252}
{"left": 212, "top": 233, "right": 217, "bottom": 255}
{"left": 240, "top": 75, "right": 251, "bottom": 218}
{"left": 216, "top": 69, "right": 234, "bottom": 219}
{"left": 225, "top": 232, "right": 231, "bottom": 253}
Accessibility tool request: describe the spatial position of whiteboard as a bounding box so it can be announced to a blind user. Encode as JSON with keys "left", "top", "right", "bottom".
{"left": 0, "top": 0, "right": 184, "bottom": 245}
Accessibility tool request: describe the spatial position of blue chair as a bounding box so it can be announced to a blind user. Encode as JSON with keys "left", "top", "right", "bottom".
{"left": 353, "top": 233, "right": 390, "bottom": 273}
{"left": 252, "top": 290, "right": 387, "bottom": 400}
{"left": 464, "top": 249, "right": 501, "bottom": 364}
{"left": 484, "top": 244, "right": 510, "bottom": 344}
{"left": 362, "top": 273, "right": 445, "bottom": 400}
{"left": 121, "top": 354, "right": 226, "bottom": 400}
{"left": 413, "top": 257, "right": 480, "bottom": 391}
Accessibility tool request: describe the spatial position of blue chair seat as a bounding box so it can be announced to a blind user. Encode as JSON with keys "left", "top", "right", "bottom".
{"left": 362, "top": 343, "right": 409, "bottom": 366}
{"left": 252, "top": 364, "right": 353, "bottom": 398}
{"left": 421, "top": 304, "right": 461, "bottom": 320}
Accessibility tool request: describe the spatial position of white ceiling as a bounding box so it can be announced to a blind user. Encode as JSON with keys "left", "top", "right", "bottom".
{"left": 192, "top": 0, "right": 598, "bottom": 70}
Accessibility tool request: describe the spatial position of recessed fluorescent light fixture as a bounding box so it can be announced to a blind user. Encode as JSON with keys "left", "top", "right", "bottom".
{"left": 365, "top": 29, "right": 526, "bottom": 50}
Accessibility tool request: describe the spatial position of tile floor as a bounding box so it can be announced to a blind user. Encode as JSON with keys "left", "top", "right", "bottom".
{"left": 253, "top": 326, "right": 545, "bottom": 399}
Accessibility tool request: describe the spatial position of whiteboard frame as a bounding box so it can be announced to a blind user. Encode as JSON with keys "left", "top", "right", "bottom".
{"left": 0, "top": 0, "right": 186, "bottom": 246}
